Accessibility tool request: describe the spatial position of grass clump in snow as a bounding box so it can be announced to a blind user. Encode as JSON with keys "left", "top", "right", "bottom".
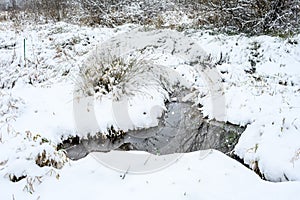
{"left": 0, "top": 129, "right": 67, "bottom": 193}
{"left": 80, "top": 56, "right": 140, "bottom": 97}
{"left": 35, "top": 149, "right": 66, "bottom": 169}
{"left": 77, "top": 52, "right": 177, "bottom": 102}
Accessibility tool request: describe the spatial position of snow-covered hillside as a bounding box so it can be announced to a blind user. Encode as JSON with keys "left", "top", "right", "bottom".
{"left": 1, "top": 21, "right": 300, "bottom": 199}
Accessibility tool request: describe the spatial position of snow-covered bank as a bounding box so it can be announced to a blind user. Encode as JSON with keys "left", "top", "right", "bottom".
{"left": 2, "top": 150, "right": 300, "bottom": 200}
{"left": 192, "top": 32, "right": 300, "bottom": 181}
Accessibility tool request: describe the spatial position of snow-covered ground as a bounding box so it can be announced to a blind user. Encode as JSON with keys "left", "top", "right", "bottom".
{"left": 1, "top": 21, "right": 300, "bottom": 199}
{"left": 3, "top": 150, "right": 300, "bottom": 200}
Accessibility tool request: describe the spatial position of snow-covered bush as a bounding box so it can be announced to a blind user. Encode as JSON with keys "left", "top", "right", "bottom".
{"left": 3, "top": 0, "right": 299, "bottom": 35}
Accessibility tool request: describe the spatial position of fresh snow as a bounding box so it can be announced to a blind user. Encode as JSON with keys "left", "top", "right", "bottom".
{"left": 1, "top": 21, "right": 300, "bottom": 198}
{"left": 3, "top": 150, "right": 300, "bottom": 200}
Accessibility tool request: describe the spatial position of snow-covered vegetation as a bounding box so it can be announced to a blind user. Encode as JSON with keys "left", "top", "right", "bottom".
{"left": 1, "top": 0, "right": 300, "bottom": 199}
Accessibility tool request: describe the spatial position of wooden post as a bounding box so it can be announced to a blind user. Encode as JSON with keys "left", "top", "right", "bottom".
{"left": 23, "top": 38, "right": 26, "bottom": 67}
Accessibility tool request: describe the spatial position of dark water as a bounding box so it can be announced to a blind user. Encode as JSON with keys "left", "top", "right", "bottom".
{"left": 60, "top": 93, "right": 245, "bottom": 160}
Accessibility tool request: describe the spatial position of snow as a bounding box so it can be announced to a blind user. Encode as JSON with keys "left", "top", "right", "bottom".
{"left": 1, "top": 20, "right": 300, "bottom": 198}
{"left": 2, "top": 150, "right": 300, "bottom": 200}
{"left": 193, "top": 32, "right": 300, "bottom": 182}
